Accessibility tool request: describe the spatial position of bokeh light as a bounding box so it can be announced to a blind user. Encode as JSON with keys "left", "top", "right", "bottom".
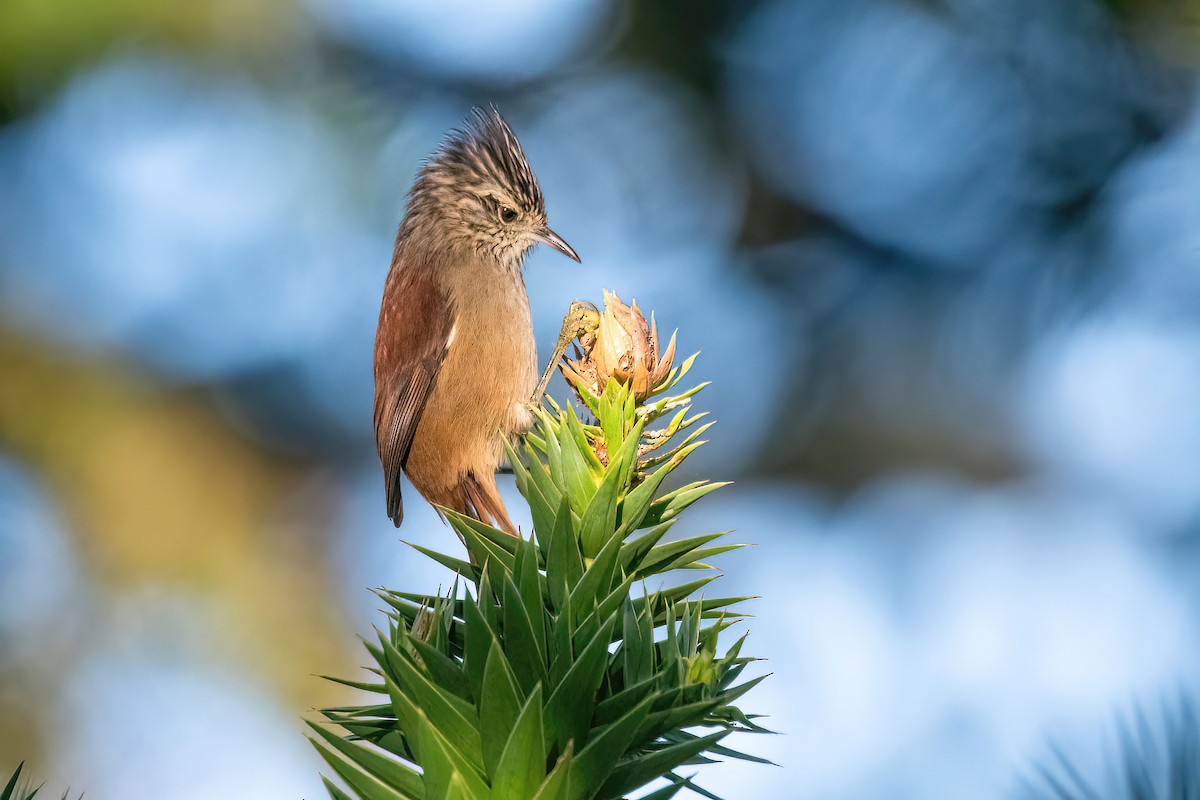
{"left": 2, "top": 0, "right": 1200, "bottom": 797}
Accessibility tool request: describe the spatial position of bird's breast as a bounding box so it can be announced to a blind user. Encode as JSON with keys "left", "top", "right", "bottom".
{"left": 407, "top": 263, "right": 536, "bottom": 487}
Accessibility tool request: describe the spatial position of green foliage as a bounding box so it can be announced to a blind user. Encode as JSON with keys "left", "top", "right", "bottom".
{"left": 1, "top": 763, "right": 75, "bottom": 800}
{"left": 312, "top": 359, "right": 769, "bottom": 800}
{"left": 1024, "top": 698, "right": 1200, "bottom": 800}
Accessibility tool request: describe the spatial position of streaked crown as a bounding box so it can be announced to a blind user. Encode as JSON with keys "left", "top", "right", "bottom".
{"left": 436, "top": 106, "right": 544, "bottom": 214}
{"left": 404, "top": 106, "right": 553, "bottom": 270}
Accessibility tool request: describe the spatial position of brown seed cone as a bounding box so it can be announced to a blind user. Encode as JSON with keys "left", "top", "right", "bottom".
{"left": 562, "top": 290, "right": 676, "bottom": 402}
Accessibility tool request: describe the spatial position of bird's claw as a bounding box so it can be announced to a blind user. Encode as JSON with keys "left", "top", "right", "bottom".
{"left": 531, "top": 301, "right": 603, "bottom": 407}
{"left": 561, "top": 301, "right": 601, "bottom": 349}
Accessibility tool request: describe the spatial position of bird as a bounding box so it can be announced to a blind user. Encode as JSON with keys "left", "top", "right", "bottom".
{"left": 373, "top": 106, "right": 580, "bottom": 534}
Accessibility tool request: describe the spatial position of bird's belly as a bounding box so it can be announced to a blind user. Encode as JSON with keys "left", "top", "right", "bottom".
{"left": 406, "top": 291, "right": 536, "bottom": 493}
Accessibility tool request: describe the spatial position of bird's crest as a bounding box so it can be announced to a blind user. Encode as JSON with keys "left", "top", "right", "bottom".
{"left": 430, "top": 105, "right": 545, "bottom": 215}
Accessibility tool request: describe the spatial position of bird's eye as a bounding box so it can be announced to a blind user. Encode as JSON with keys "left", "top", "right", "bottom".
{"left": 499, "top": 205, "right": 518, "bottom": 224}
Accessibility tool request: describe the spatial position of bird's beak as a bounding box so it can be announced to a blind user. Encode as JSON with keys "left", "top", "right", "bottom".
{"left": 536, "top": 226, "right": 581, "bottom": 263}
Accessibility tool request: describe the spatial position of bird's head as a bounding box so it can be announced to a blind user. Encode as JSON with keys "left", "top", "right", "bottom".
{"left": 408, "top": 106, "right": 579, "bottom": 273}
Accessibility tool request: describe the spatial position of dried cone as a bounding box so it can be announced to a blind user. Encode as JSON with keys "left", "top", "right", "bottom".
{"left": 562, "top": 290, "right": 676, "bottom": 402}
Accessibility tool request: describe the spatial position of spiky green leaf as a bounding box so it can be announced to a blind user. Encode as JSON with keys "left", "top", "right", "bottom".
{"left": 490, "top": 685, "right": 546, "bottom": 800}
{"left": 479, "top": 642, "right": 524, "bottom": 781}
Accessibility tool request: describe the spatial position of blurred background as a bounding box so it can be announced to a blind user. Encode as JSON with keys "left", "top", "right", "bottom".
{"left": 2, "top": 0, "right": 1200, "bottom": 797}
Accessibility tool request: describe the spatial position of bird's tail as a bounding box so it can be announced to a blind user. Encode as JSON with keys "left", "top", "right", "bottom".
{"left": 459, "top": 471, "right": 517, "bottom": 535}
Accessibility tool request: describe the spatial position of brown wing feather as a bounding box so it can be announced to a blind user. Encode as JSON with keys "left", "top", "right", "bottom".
{"left": 373, "top": 258, "right": 455, "bottom": 527}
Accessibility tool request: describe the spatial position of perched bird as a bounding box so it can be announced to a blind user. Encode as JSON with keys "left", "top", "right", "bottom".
{"left": 373, "top": 106, "right": 580, "bottom": 533}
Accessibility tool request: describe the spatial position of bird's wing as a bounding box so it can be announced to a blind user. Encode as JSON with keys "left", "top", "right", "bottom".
{"left": 373, "top": 263, "right": 455, "bottom": 527}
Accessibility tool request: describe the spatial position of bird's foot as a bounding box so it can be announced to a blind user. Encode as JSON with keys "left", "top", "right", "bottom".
{"left": 530, "top": 300, "right": 601, "bottom": 407}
